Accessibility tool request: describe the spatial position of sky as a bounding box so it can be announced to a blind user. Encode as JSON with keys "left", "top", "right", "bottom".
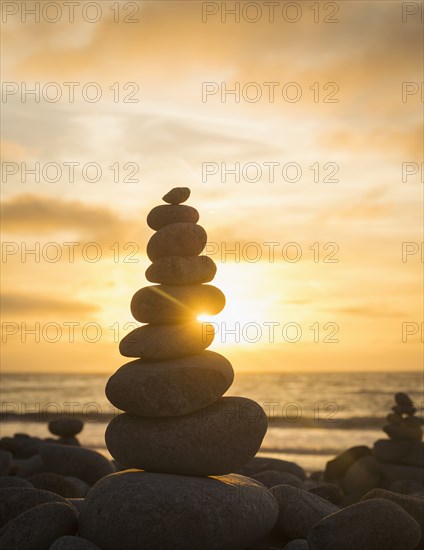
{"left": 1, "top": 0, "right": 423, "bottom": 373}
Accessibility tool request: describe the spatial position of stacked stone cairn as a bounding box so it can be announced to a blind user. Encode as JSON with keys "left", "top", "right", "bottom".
{"left": 78, "top": 188, "right": 279, "bottom": 550}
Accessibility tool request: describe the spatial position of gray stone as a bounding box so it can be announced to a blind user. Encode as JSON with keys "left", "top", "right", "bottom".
{"left": 106, "top": 397, "right": 268, "bottom": 476}
{"left": 342, "top": 455, "right": 381, "bottom": 495}
{"left": 383, "top": 423, "right": 423, "bottom": 441}
{"left": 308, "top": 498, "right": 421, "bottom": 550}
{"left": 324, "top": 445, "right": 371, "bottom": 481}
{"left": 0, "top": 476, "right": 33, "bottom": 489}
{"left": 106, "top": 350, "right": 234, "bottom": 417}
{"left": 79, "top": 470, "right": 278, "bottom": 550}
{"left": 40, "top": 444, "right": 115, "bottom": 485}
{"left": 307, "top": 483, "right": 343, "bottom": 505}
{"left": 0, "top": 502, "right": 77, "bottom": 550}
{"left": 0, "top": 487, "right": 72, "bottom": 528}
{"left": 0, "top": 450, "right": 12, "bottom": 475}
{"left": 270, "top": 485, "right": 338, "bottom": 540}
{"left": 147, "top": 223, "right": 207, "bottom": 261}
{"left": 14, "top": 454, "right": 46, "bottom": 478}
{"left": 27, "top": 473, "right": 89, "bottom": 498}
{"left": 49, "top": 418, "right": 84, "bottom": 438}
{"left": 374, "top": 439, "right": 424, "bottom": 467}
{"left": 236, "top": 457, "right": 306, "bottom": 481}
{"left": 130, "top": 284, "right": 225, "bottom": 323}
{"left": 119, "top": 321, "right": 215, "bottom": 359}
{"left": 50, "top": 535, "right": 102, "bottom": 549}
{"left": 361, "top": 488, "right": 424, "bottom": 549}
{"left": 162, "top": 187, "right": 190, "bottom": 204}
{"left": 66, "top": 498, "right": 85, "bottom": 513}
{"left": 146, "top": 255, "right": 217, "bottom": 285}
{"left": 283, "top": 541, "right": 309, "bottom": 550}
{"left": 379, "top": 462, "right": 424, "bottom": 485}
{"left": 252, "top": 470, "right": 304, "bottom": 489}
{"left": 147, "top": 204, "right": 199, "bottom": 230}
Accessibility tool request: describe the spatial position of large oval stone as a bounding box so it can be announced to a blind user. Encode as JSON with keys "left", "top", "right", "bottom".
{"left": 78, "top": 470, "right": 279, "bottom": 550}
{"left": 147, "top": 223, "right": 207, "bottom": 261}
{"left": 105, "top": 397, "right": 268, "bottom": 476}
{"left": 130, "top": 284, "right": 225, "bottom": 323}
{"left": 147, "top": 204, "right": 199, "bottom": 230}
{"left": 119, "top": 321, "right": 215, "bottom": 359}
{"left": 146, "top": 255, "right": 216, "bottom": 285}
{"left": 106, "top": 351, "right": 234, "bottom": 416}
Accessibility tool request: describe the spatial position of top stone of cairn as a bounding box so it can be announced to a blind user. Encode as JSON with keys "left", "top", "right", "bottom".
{"left": 162, "top": 187, "right": 190, "bottom": 204}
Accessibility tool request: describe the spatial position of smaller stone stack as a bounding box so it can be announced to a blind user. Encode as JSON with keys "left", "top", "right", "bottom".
{"left": 383, "top": 393, "right": 423, "bottom": 441}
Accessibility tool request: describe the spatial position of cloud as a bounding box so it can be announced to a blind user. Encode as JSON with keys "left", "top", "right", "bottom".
{"left": 1, "top": 293, "right": 99, "bottom": 317}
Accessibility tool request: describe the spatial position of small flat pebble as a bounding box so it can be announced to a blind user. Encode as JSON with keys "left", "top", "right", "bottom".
{"left": 147, "top": 204, "right": 199, "bottom": 230}
{"left": 147, "top": 222, "right": 207, "bottom": 261}
{"left": 162, "top": 187, "right": 190, "bottom": 204}
{"left": 146, "top": 255, "right": 216, "bottom": 285}
{"left": 0, "top": 502, "right": 77, "bottom": 550}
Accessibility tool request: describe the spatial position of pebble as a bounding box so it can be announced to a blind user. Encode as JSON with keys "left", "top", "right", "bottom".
{"left": 308, "top": 498, "right": 421, "bottom": 550}
{"left": 119, "top": 321, "right": 215, "bottom": 359}
{"left": 307, "top": 483, "right": 343, "bottom": 505}
{"left": 395, "top": 392, "right": 415, "bottom": 407}
{"left": 48, "top": 418, "right": 84, "bottom": 438}
{"left": 78, "top": 470, "right": 278, "bottom": 550}
{"left": 0, "top": 476, "right": 34, "bottom": 489}
{"left": 383, "top": 423, "right": 423, "bottom": 440}
{"left": 0, "top": 450, "right": 12, "bottom": 475}
{"left": 392, "top": 404, "right": 417, "bottom": 416}
{"left": 146, "top": 255, "right": 217, "bottom": 285}
{"left": 342, "top": 455, "right": 381, "bottom": 495}
{"left": 130, "top": 284, "right": 225, "bottom": 323}
{"left": 50, "top": 535, "right": 102, "bottom": 549}
{"left": 379, "top": 462, "right": 424, "bottom": 485}
{"left": 270, "top": 485, "right": 339, "bottom": 540}
{"left": 147, "top": 204, "right": 199, "bottom": 230}
{"left": 373, "top": 439, "right": 423, "bottom": 467}
{"left": 106, "top": 397, "right": 268, "bottom": 476}
{"left": 252, "top": 470, "right": 304, "bottom": 489}
{"left": 106, "top": 350, "right": 234, "bottom": 417}
{"left": 40, "top": 444, "right": 115, "bottom": 485}
{"left": 162, "top": 187, "right": 190, "bottom": 204}
{"left": 237, "top": 457, "right": 306, "bottom": 481}
{"left": 324, "top": 445, "right": 371, "bottom": 481}
{"left": 27, "top": 473, "right": 89, "bottom": 498}
{"left": 146, "top": 222, "right": 207, "bottom": 261}
{"left": 14, "top": 454, "right": 46, "bottom": 478}
{"left": 0, "top": 502, "right": 77, "bottom": 550}
{"left": 0, "top": 487, "right": 72, "bottom": 528}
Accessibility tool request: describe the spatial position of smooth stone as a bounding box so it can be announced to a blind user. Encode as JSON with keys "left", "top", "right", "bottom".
{"left": 0, "top": 502, "right": 77, "bottom": 550}
{"left": 252, "top": 470, "right": 304, "bottom": 489}
{"left": 373, "top": 439, "right": 424, "bottom": 467}
{"left": 0, "top": 476, "right": 33, "bottom": 489}
{"left": 283, "top": 541, "right": 309, "bottom": 550}
{"left": 389, "top": 479, "right": 423, "bottom": 497}
{"left": 40, "top": 444, "right": 115, "bottom": 485}
{"left": 379, "top": 463, "right": 424, "bottom": 485}
{"left": 342, "top": 455, "right": 381, "bottom": 495}
{"left": 392, "top": 404, "right": 417, "bottom": 416}
{"left": 0, "top": 450, "right": 12, "bottom": 475}
{"left": 308, "top": 498, "right": 421, "bottom": 550}
{"left": 27, "top": 473, "right": 89, "bottom": 498}
{"left": 106, "top": 351, "right": 234, "bottom": 417}
{"left": 147, "top": 204, "right": 199, "bottom": 230}
{"left": 387, "top": 413, "right": 402, "bottom": 424}
{"left": 307, "top": 483, "right": 344, "bottom": 505}
{"left": 130, "top": 284, "right": 225, "bottom": 323}
{"left": 50, "top": 535, "right": 102, "bottom": 549}
{"left": 79, "top": 470, "right": 279, "bottom": 550}
{"left": 383, "top": 423, "right": 423, "bottom": 441}
{"left": 146, "top": 255, "right": 217, "bottom": 285}
{"left": 405, "top": 415, "right": 423, "bottom": 426}
{"left": 14, "top": 454, "right": 46, "bottom": 478}
{"left": 270, "top": 485, "right": 339, "bottom": 540}
{"left": 236, "top": 457, "right": 306, "bottom": 481}
{"left": 147, "top": 223, "right": 207, "bottom": 261}
{"left": 119, "top": 321, "right": 215, "bottom": 359}
{"left": 324, "top": 445, "right": 371, "bottom": 481}
{"left": 361, "top": 489, "right": 424, "bottom": 549}
{"left": 66, "top": 498, "right": 85, "bottom": 513}
{"left": 0, "top": 487, "right": 72, "bottom": 528}
{"left": 106, "top": 397, "right": 268, "bottom": 476}
{"left": 162, "top": 187, "right": 190, "bottom": 204}
{"left": 57, "top": 436, "right": 81, "bottom": 446}
{"left": 395, "top": 392, "right": 414, "bottom": 406}
{"left": 49, "top": 418, "right": 84, "bottom": 438}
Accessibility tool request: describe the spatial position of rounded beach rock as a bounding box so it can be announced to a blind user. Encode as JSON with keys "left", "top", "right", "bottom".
{"left": 130, "top": 284, "right": 225, "bottom": 323}
{"left": 106, "top": 351, "right": 234, "bottom": 417}
{"left": 27, "top": 473, "right": 89, "bottom": 498}
{"left": 342, "top": 455, "right": 381, "bottom": 495}
{"left": 146, "top": 255, "right": 217, "bottom": 285}
{"left": 50, "top": 535, "right": 102, "bottom": 549}
{"left": 78, "top": 470, "right": 278, "bottom": 550}
{"left": 147, "top": 204, "right": 199, "bottom": 230}
{"left": 40, "top": 444, "right": 115, "bottom": 485}
{"left": 48, "top": 418, "right": 84, "bottom": 438}
{"left": 119, "top": 321, "right": 215, "bottom": 359}
{"left": 308, "top": 498, "right": 421, "bottom": 550}
{"left": 0, "top": 502, "right": 77, "bottom": 550}
{"left": 252, "top": 470, "right": 304, "bottom": 489}
{"left": 373, "top": 439, "right": 423, "bottom": 467}
{"left": 324, "top": 445, "right": 371, "bottom": 481}
{"left": 106, "top": 397, "right": 268, "bottom": 476}
{"left": 0, "top": 476, "right": 34, "bottom": 490}
{"left": 162, "top": 187, "right": 190, "bottom": 204}
{"left": 270, "top": 485, "right": 339, "bottom": 540}
{"left": 236, "top": 457, "right": 306, "bottom": 481}
{"left": 146, "top": 222, "right": 207, "bottom": 261}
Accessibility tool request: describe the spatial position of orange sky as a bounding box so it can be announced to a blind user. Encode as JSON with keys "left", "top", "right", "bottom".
{"left": 1, "top": 0, "right": 423, "bottom": 372}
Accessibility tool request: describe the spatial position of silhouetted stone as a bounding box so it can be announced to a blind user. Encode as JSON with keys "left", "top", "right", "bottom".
{"left": 147, "top": 222, "right": 207, "bottom": 261}
{"left": 324, "top": 446, "right": 371, "bottom": 481}
{"left": 373, "top": 439, "right": 423, "bottom": 467}
{"left": 162, "top": 187, "right": 190, "bottom": 204}
{"left": 147, "top": 204, "right": 199, "bottom": 230}
{"left": 49, "top": 418, "right": 84, "bottom": 438}
{"left": 236, "top": 457, "right": 306, "bottom": 481}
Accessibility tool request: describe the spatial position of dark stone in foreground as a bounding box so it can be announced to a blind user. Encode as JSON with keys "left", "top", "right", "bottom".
{"left": 50, "top": 535, "right": 102, "bottom": 549}
{"left": 236, "top": 457, "right": 306, "bottom": 481}
{"left": 27, "top": 472, "right": 89, "bottom": 498}
{"left": 106, "top": 351, "right": 234, "bottom": 417}
{"left": 0, "top": 476, "right": 33, "bottom": 489}
{"left": 308, "top": 498, "right": 421, "bottom": 550}
{"left": 106, "top": 397, "right": 268, "bottom": 476}
{"left": 324, "top": 445, "right": 371, "bottom": 481}
{"left": 0, "top": 502, "right": 77, "bottom": 550}
{"left": 307, "top": 483, "right": 343, "bottom": 505}
{"left": 79, "top": 470, "right": 279, "bottom": 550}
{"left": 252, "top": 470, "right": 303, "bottom": 489}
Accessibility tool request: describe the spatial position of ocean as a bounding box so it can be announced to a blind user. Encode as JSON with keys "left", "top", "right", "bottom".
{"left": 1, "top": 371, "right": 423, "bottom": 472}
